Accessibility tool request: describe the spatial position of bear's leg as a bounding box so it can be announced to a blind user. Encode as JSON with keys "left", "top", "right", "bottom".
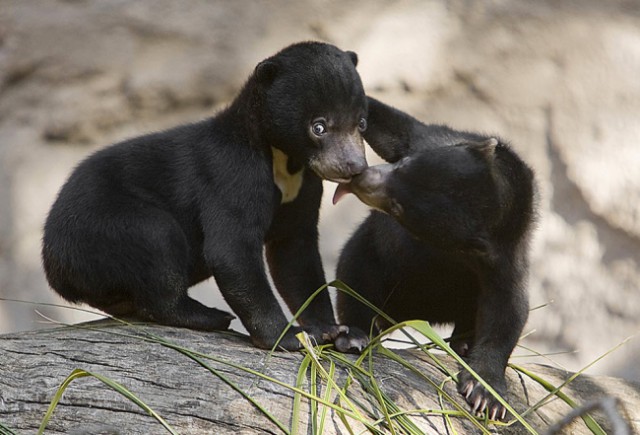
{"left": 333, "top": 234, "right": 388, "bottom": 352}
{"left": 266, "top": 235, "right": 347, "bottom": 341}
{"left": 334, "top": 270, "right": 382, "bottom": 336}
{"left": 450, "top": 318, "right": 475, "bottom": 357}
{"left": 266, "top": 184, "right": 370, "bottom": 350}
{"left": 203, "top": 231, "right": 306, "bottom": 350}
{"left": 123, "top": 211, "right": 234, "bottom": 331}
{"left": 131, "top": 270, "right": 234, "bottom": 332}
{"left": 457, "top": 264, "right": 528, "bottom": 420}
{"left": 333, "top": 292, "right": 376, "bottom": 354}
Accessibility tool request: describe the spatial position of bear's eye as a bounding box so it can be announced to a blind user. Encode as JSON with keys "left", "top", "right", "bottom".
{"left": 358, "top": 117, "right": 367, "bottom": 132}
{"left": 311, "top": 121, "right": 327, "bottom": 137}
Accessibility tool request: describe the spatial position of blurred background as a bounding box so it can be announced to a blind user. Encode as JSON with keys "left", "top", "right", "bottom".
{"left": 1, "top": 0, "right": 639, "bottom": 382}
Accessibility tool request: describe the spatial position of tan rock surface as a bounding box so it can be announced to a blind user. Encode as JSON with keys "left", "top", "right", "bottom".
{"left": 1, "top": 0, "right": 638, "bottom": 384}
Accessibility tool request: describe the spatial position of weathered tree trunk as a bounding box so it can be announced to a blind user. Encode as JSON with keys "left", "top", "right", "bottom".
{"left": 0, "top": 322, "right": 638, "bottom": 434}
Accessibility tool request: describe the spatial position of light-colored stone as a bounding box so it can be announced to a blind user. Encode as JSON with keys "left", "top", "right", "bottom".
{"left": 0, "top": 0, "right": 638, "bottom": 387}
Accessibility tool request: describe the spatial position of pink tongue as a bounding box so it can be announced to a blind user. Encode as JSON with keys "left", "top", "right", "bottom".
{"left": 332, "top": 183, "right": 353, "bottom": 205}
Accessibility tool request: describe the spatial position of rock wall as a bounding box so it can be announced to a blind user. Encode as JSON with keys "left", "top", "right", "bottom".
{"left": 1, "top": 0, "right": 639, "bottom": 381}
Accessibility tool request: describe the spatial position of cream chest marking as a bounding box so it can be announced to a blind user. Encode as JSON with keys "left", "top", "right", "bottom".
{"left": 272, "top": 147, "right": 304, "bottom": 204}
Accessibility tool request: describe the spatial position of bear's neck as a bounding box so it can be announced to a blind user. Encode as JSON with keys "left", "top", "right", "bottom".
{"left": 223, "top": 79, "right": 305, "bottom": 204}
{"left": 226, "top": 78, "right": 272, "bottom": 153}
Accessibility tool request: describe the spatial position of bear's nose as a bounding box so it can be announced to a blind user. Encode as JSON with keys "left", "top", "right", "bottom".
{"left": 346, "top": 158, "right": 367, "bottom": 176}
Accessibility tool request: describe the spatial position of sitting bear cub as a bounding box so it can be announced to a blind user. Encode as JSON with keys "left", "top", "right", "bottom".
{"left": 42, "top": 42, "right": 370, "bottom": 351}
{"left": 334, "top": 97, "right": 536, "bottom": 419}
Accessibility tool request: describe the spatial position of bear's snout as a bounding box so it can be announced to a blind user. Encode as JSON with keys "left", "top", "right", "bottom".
{"left": 332, "top": 163, "right": 395, "bottom": 211}
{"left": 353, "top": 163, "right": 393, "bottom": 193}
{"left": 344, "top": 156, "right": 368, "bottom": 177}
{"left": 309, "top": 132, "right": 368, "bottom": 183}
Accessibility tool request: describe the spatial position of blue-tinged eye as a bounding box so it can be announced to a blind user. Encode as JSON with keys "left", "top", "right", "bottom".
{"left": 311, "top": 121, "right": 326, "bottom": 136}
{"left": 358, "top": 117, "right": 367, "bottom": 132}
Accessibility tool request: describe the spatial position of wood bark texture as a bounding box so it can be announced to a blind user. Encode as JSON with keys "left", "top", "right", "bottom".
{"left": 0, "top": 322, "right": 638, "bottom": 434}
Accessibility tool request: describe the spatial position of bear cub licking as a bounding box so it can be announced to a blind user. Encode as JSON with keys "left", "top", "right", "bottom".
{"left": 334, "top": 97, "right": 536, "bottom": 419}
{"left": 42, "top": 42, "right": 370, "bottom": 351}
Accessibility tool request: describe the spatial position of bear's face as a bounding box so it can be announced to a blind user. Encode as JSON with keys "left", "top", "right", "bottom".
{"left": 256, "top": 42, "right": 368, "bottom": 183}
{"left": 335, "top": 140, "right": 501, "bottom": 255}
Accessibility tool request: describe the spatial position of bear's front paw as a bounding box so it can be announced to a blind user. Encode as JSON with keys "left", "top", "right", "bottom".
{"left": 301, "top": 323, "right": 349, "bottom": 345}
{"left": 334, "top": 326, "right": 370, "bottom": 354}
{"left": 457, "top": 371, "right": 508, "bottom": 421}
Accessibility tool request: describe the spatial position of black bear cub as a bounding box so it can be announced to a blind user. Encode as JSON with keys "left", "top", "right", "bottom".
{"left": 42, "top": 42, "right": 370, "bottom": 351}
{"left": 334, "top": 97, "right": 536, "bottom": 420}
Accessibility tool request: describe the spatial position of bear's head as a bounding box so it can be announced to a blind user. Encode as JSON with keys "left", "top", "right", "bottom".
{"left": 334, "top": 139, "right": 507, "bottom": 257}
{"left": 254, "top": 42, "right": 368, "bottom": 183}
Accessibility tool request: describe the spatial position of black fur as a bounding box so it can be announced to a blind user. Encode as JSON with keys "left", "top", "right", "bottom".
{"left": 42, "top": 42, "right": 370, "bottom": 350}
{"left": 335, "top": 97, "right": 536, "bottom": 419}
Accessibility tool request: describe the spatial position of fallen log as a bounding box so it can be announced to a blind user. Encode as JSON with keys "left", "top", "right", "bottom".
{"left": 0, "top": 321, "right": 638, "bottom": 434}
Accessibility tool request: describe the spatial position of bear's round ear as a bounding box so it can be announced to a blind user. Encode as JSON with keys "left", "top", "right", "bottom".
{"left": 346, "top": 51, "right": 358, "bottom": 67}
{"left": 469, "top": 138, "right": 498, "bottom": 161}
{"left": 255, "top": 60, "right": 278, "bottom": 84}
{"left": 465, "top": 236, "right": 496, "bottom": 260}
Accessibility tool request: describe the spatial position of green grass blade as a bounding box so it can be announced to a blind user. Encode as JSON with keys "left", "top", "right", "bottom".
{"left": 378, "top": 346, "right": 492, "bottom": 435}
{"left": 529, "top": 301, "right": 553, "bottom": 312}
{"left": 331, "top": 280, "right": 396, "bottom": 326}
{"left": 38, "top": 369, "right": 89, "bottom": 434}
{"left": 270, "top": 283, "right": 335, "bottom": 356}
{"left": 352, "top": 370, "right": 426, "bottom": 434}
{"left": 512, "top": 364, "right": 606, "bottom": 435}
{"left": 329, "top": 284, "right": 528, "bottom": 432}
{"left": 359, "top": 345, "right": 423, "bottom": 435}
{"left": 38, "top": 368, "right": 178, "bottom": 435}
{"left": 512, "top": 335, "right": 633, "bottom": 434}
{"left": 297, "top": 333, "right": 378, "bottom": 432}
{"left": 407, "top": 320, "right": 538, "bottom": 434}
{"left": 310, "top": 350, "right": 319, "bottom": 433}
{"left": 166, "top": 341, "right": 356, "bottom": 417}
{"left": 346, "top": 367, "right": 395, "bottom": 434}
{"left": 87, "top": 371, "right": 178, "bottom": 434}
{"left": 292, "top": 354, "right": 312, "bottom": 435}
{"left": 324, "top": 352, "right": 392, "bottom": 434}
{"left": 370, "top": 321, "right": 458, "bottom": 380}
{"left": 323, "top": 352, "right": 370, "bottom": 435}
{"left": 159, "top": 339, "right": 291, "bottom": 434}
{"left": 318, "top": 358, "right": 336, "bottom": 434}
{"left": 514, "top": 343, "right": 573, "bottom": 370}
{"left": 367, "top": 376, "right": 396, "bottom": 434}
{"left": 370, "top": 408, "right": 463, "bottom": 426}
{"left": 145, "top": 330, "right": 392, "bottom": 432}
{"left": 439, "top": 377, "right": 459, "bottom": 435}
{"left": 0, "top": 422, "right": 17, "bottom": 435}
